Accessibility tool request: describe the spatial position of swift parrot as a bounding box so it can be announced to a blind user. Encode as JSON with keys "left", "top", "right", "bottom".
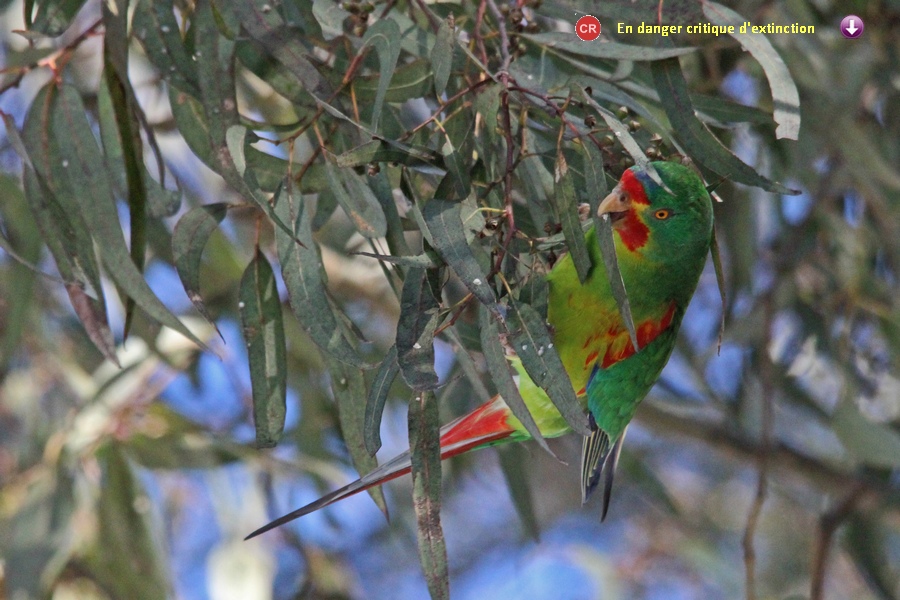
{"left": 247, "top": 160, "right": 714, "bottom": 539}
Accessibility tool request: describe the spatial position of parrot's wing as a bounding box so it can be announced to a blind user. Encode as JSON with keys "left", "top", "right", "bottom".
{"left": 581, "top": 424, "right": 627, "bottom": 520}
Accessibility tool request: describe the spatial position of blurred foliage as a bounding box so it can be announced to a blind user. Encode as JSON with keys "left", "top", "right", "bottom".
{"left": 0, "top": 0, "right": 898, "bottom": 599}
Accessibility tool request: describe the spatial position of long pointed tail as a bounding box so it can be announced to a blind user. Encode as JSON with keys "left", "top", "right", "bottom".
{"left": 245, "top": 395, "right": 515, "bottom": 540}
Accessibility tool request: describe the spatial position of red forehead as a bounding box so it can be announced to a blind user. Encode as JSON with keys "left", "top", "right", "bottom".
{"left": 620, "top": 169, "right": 651, "bottom": 205}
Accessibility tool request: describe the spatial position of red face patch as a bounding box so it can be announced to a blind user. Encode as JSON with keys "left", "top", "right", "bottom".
{"left": 615, "top": 170, "right": 651, "bottom": 251}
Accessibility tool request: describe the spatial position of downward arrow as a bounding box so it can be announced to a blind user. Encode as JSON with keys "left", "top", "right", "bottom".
{"left": 846, "top": 19, "right": 858, "bottom": 34}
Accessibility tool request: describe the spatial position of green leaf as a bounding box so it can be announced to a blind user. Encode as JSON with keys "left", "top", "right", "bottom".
{"left": 422, "top": 199, "right": 497, "bottom": 312}
{"left": 28, "top": 0, "right": 88, "bottom": 37}
{"left": 324, "top": 354, "right": 387, "bottom": 514}
{"left": 650, "top": 58, "right": 799, "bottom": 195}
{"left": 81, "top": 444, "right": 169, "bottom": 600}
{"left": 479, "top": 308, "right": 550, "bottom": 454}
{"left": 50, "top": 85, "right": 208, "bottom": 349}
{"left": 431, "top": 17, "right": 454, "bottom": 97}
{"left": 0, "top": 176, "right": 42, "bottom": 368}
{"left": 102, "top": 64, "right": 148, "bottom": 339}
{"left": 132, "top": 0, "right": 201, "bottom": 97}
{"left": 523, "top": 32, "right": 695, "bottom": 61}
{"left": 581, "top": 140, "right": 608, "bottom": 206}
{"left": 508, "top": 300, "right": 591, "bottom": 436}
{"left": 273, "top": 183, "right": 366, "bottom": 366}
{"left": 396, "top": 268, "right": 441, "bottom": 391}
{"left": 323, "top": 159, "right": 388, "bottom": 239}
{"left": 335, "top": 139, "right": 442, "bottom": 169}
{"left": 369, "top": 170, "right": 412, "bottom": 257}
{"left": 555, "top": 151, "right": 591, "bottom": 283}
{"left": 594, "top": 215, "right": 639, "bottom": 352}
{"left": 364, "top": 345, "right": 400, "bottom": 456}
{"left": 356, "top": 250, "right": 441, "bottom": 269}
{"left": 434, "top": 140, "right": 471, "bottom": 202}
{"left": 408, "top": 391, "right": 450, "bottom": 600}
{"left": 224, "top": 1, "right": 329, "bottom": 95}
{"left": 19, "top": 87, "right": 118, "bottom": 363}
{"left": 239, "top": 250, "right": 288, "bottom": 448}
{"left": 832, "top": 401, "right": 900, "bottom": 468}
{"left": 172, "top": 204, "right": 228, "bottom": 331}
{"left": 353, "top": 58, "right": 434, "bottom": 104}
{"left": 361, "top": 18, "right": 402, "bottom": 131}
{"left": 702, "top": 2, "right": 800, "bottom": 140}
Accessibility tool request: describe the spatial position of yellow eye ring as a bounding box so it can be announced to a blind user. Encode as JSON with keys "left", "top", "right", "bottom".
{"left": 654, "top": 209, "right": 671, "bottom": 220}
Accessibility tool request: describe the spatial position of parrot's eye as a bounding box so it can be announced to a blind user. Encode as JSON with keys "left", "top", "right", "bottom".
{"left": 654, "top": 209, "right": 671, "bottom": 220}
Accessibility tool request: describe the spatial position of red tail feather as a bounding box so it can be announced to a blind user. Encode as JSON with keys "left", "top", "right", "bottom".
{"left": 245, "top": 396, "right": 514, "bottom": 539}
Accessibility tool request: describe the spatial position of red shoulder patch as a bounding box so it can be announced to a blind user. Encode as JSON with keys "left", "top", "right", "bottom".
{"left": 600, "top": 303, "right": 676, "bottom": 368}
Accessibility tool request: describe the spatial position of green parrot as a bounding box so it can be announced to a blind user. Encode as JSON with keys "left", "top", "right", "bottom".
{"left": 247, "top": 160, "right": 714, "bottom": 539}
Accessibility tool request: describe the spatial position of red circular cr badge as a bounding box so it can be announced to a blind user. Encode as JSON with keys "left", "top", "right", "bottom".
{"left": 575, "top": 15, "right": 601, "bottom": 41}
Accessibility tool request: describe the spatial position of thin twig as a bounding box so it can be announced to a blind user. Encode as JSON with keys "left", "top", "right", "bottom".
{"left": 810, "top": 485, "right": 867, "bottom": 600}
{"left": 485, "top": 0, "right": 511, "bottom": 73}
{"left": 742, "top": 296, "right": 776, "bottom": 600}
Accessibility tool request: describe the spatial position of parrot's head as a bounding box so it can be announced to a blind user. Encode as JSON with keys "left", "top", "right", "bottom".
{"left": 598, "top": 161, "right": 714, "bottom": 261}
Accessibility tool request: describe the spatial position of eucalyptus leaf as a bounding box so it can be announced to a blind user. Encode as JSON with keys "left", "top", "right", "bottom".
{"left": 555, "top": 151, "right": 591, "bottom": 283}
{"left": 396, "top": 268, "right": 441, "bottom": 391}
{"left": 703, "top": 2, "right": 800, "bottom": 140}
{"left": 239, "top": 250, "right": 288, "bottom": 448}
{"left": 172, "top": 204, "right": 228, "bottom": 331}
{"left": 408, "top": 391, "right": 450, "bottom": 600}
{"left": 274, "top": 183, "right": 366, "bottom": 366}
{"left": 508, "top": 300, "right": 590, "bottom": 436}
{"left": 651, "top": 58, "right": 799, "bottom": 194}
{"left": 479, "top": 308, "right": 551, "bottom": 454}
{"left": 364, "top": 346, "right": 400, "bottom": 456}
{"left": 361, "top": 18, "right": 402, "bottom": 132}
{"left": 422, "top": 199, "right": 497, "bottom": 312}
{"left": 432, "top": 18, "right": 455, "bottom": 97}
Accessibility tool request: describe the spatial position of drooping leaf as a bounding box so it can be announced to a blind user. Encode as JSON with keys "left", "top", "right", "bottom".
{"left": 555, "top": 151, "right": 591, "bottom": 283}
{"left": 361, "top": 18, "right": 402, "bottom": 131}
{"left": 172, "top": 204, "right": 228, "bottom": 331}
{"left": 354, "top": 58, "right": 434, "bottom": 103}
{"left": 335, "top": 139, "right": 442, "bottom": 169}
{"left": 28, "top": 0, "right": 88, "bottom": 37}
{"left": 396, "top": 267, "right": 441, "bottom": 391}
{"left": 594, "top": 215, "right": 639, "bottom": 352}
{"left": 50, "top": 85, "right": 207, "bottom": 349}
{"left": 524, "top": 32, "right": 695, "bottom": 61}
{"left": 102, "top": 64, "right": 148, "bottom": 339}
{"left": 132, "top": 0, "right": 201, "bottom": 97}
{"left": 21, "top": 165, "right": 119, "bottom": 364}
{"left": 408, "top": 391, "right": 449, "bottom": 600}
{"left": 703, "top": 2, "right": 800, "bottom": 140}
{"left": 239, "top": 250, "right": 288, "bottom": 448}
{"left": 273, "top": 182, "right": 365, "bottom": 366}
{"left": 651, "top": 58, "right": 799, "bottom": 194}
{"left": 224, "top": 0, "right": 329, "bottom": 96}
{"left": 324, "top": 354, "right": 387, "bottom": 514}
{"left": 508, "top": 300, "right": 590, "bottom": 436}
{"left": 364, "top": 345, "right": 400, "bottom": 456}
{"left": 431, "top": 17, "right": 454, "bottom": 97}
{"left": 81, "top": 444, "right": 169, "bottom": 600}
{"left": 422, "top": 199, "right": 497, "bottom": 312}
{"left": 0, "top": 176, "right": 42, "bottom": 367}
{"left": 479, "top": 307, "right": 551, "bottom": 454}
{"left": 323, "top": 159, "right": 388, "bottom": 239}
{"left": 433, "top": 140, "right": 471, "bottom": 202}
{"left": 367, "top": 170, "right": 412, "bottom": 259}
